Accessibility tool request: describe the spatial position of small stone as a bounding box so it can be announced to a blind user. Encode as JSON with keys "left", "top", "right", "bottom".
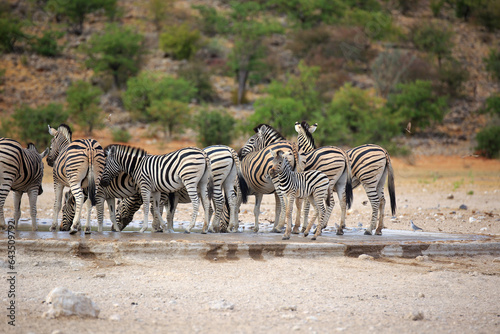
{"left": 358, "top": 254, "right": 374, "bottom": 260}
{"left": 406, "top": 311, "right": 424, "bottom": 321}
{"left": 415, "top": 255, "right": 430, "bottom": 262}
{"left": 459, "top": 204, "right": 468, "bottom": 210}
{"left": 418, "top": 292, "right": 425, "bottom": 298}
{"left": 492, "top": 258, "right": 500, "bottom": 263}
{"left": 208, "top": 300, "right": 234, "bottom": 311}
{"left": 51, "top": 330, "right": 63, "bottom": 334}
{"left": 292, "top": 325, "right": 301, "bottom": 331}
{"left": 94, "top": 273, "right": 106, "bottom": 278}
{"left": 280, "top": 305, "right": 297, "bottom": 311}
{"left": 447, "top": 194, "right": 454, "bottom": 199}
{"left": 109, "top": 314, "right": 121, "bottom": 321}
{"left": 43, "top": 287, "right": 99, "bottom": 319}
{"left": 469, "top": 217, "right": 477, "bottom": 223}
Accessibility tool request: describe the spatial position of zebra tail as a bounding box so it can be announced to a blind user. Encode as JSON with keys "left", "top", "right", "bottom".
{"left": 386, "top": 152, "right": 396, "bottom": 216}
{"left": 88, "top": 164, "right": 97, "bottom": 207}
{"left": 204, "top": 154, "right": 214, "bottom": 201}
{"left": 238, "top": 171, "right": 249, "bottom": 204}
{"left": 326, "top": 183, "right": 333, "bottom": 208}
{"left": 230, "top": 148, "right": 245, "bottom": 205}
{"left": 345, "top": 156, "right": 353, "bottom": 210}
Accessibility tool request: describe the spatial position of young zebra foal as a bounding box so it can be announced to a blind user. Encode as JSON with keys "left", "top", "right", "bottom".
{"left": 269, "top": 150, "right": 333, "bottom": 240}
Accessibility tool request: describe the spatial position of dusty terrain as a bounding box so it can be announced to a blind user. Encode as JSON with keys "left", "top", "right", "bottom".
{"left": 1, "top": 155, "right": 500, "bottom": 333}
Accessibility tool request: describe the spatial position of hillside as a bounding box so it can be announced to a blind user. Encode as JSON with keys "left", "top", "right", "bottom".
{"left": 1, "top": 0, "right": 499, "bottom": 155}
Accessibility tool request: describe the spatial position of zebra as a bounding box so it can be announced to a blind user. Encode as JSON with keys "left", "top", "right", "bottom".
{"left": 269, "top": 149, "right": 333, "bottom": 240}
{"left": 100, "top": 144, "right": 214, "bottom": 233}
{"left": 297, "top": 122, "right": 396, "bottom": 235}
{"left": 112, "top": 145, "right": 243, "bottom": 233}
{"left": 61, "top": 172, "right": 139, "bottom": 232}
{"left": 0, "top": 138, "right": 48, "bottom": 231}
{"left": 47, "top": 124, "right": 106, "bottom": 234}
{"left": 346, "top": 144, "right": 396, "bottom": 235}
{"left": 294, "top": 121, "right": 353, "bottom": 235}
{"left": 238, "top": 124, "right": 301, "bottom": 233}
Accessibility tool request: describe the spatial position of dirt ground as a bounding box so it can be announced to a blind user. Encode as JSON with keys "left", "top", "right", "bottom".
{"left": 1, "top": 154, "right": 500, "bottom": 333}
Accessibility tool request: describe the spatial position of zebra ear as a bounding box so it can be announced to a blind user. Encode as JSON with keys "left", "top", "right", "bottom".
{"left": 294, "top": 122, "right": 301, "bottom": 133}
{"left": 40, "top": 148, "right": 49, "bottom": 159}
{"left": 269, "top": 149, "right": 276, "bottom": 158}
{"left": 48, "top": 125, "right": 57, "bottom": 136}
{"left": 276, "top": 150, "right": 284, "bottom": 158}
{"left": 309, "top": 123, "right": 318, "bottom": 133}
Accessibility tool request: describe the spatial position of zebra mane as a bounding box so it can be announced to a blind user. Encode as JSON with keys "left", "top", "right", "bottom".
{"left": 26, "top": 143, "right": 37, "bottom": 150}
{"left": 253, "top": 124, "right": 285, "bottom": 141}
{"left": 58, "top": 124, "right": 72, "bottom": 141}
{"left": 301, "top": 121, "right": 316, "bottom": 150}
{"left": 105, "top": 144, "right": 148, "bottom": 159}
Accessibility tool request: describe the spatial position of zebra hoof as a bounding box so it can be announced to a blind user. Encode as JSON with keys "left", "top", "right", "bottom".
{"left": 84, "top": 229, "right": 91, "bottom": 235}
{"left": 336, "top": 230, "right": 344, "bottom": 236}
{"left": 303, "top": 232, "right": 309, "bottom": 237}
{"left": 271, "top": 228, "right": 282, "bottom": 234}
{"left": 364, "top": 230, "right": 372, "bottom": 236}
{"left": 69, "top": 229, "right": 78, "bottom": 235}
{"left": 375, "top": 230, "right": 383, "bottom": 236}
{"left": 282, "top": 235, "right": 290, "bottom": 240}
{"left": 184, "top": 230, "right": 191, "bottom": 234}
{"left": 311, "top": 236, "right": 317, "bottom": 241}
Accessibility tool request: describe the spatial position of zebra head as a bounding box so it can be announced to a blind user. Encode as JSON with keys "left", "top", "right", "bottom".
{"left": 295, "top": 121, "right": 317, "bottom": 154}
{"left": 269, "top": 149, "right": 287, "bottom": 178}
{"left": 239, "top": 124, "right": 285, "bottom": 159}
{"left": 101, "top": 145, "right": 147, "bottom": 187}
{"left": 47, "top": 124, "right": 72, "bottom": 167}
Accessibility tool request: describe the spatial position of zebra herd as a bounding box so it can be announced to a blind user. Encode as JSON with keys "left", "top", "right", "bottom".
{"left": 0, "top": 121, "right": 396, "bottom": 240}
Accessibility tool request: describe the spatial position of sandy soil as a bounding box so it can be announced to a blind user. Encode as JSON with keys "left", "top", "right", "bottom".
{"left": 1, "top": 155, "right": 500, "bottom": 333}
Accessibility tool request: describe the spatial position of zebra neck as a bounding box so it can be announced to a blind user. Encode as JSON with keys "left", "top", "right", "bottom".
{"left": 297, "top": 133, "right": 315, "bottom": 154}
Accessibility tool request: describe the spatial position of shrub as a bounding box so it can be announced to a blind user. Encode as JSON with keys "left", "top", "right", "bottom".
{"left": 82, "top": 24, "right": 144, "bottom": 89}
{"left": 341, "top": 9, "right": 395, "bottom": 41}
{"left": 475, "top": 125, "right": 500, "bottom": 158}
{"left": 194, "top": 108, "right": 235, "bottom": 147}
{"left": 111, "top": 128, "right": 132, "bottom": 143}
{"left": 409, "top": 21, "right": 454, "bottom": 67}
{"left": 123, "top": 72, "right": 196, "bottom": 122}
{"left": 371, "top": 49, "right": 416, "bottom": 97}
{"left": 0, "top": 18, "right": 27, "bottom": 53}
{"left": 430, "top": 0, "right": 445, "bottom": 17}
{"left": 177, "top": 61, "right": 216, "bottom": 102}
{"left": 387, "top": 80, "right": 448, "bottom": 131}
{"left": 192, "top": 5, "right": 223, "bottom": 37}
{"left": 270, "top": 0, "right": 347, "bottom": 28}
{"left": 437, "top": 57, "right": 469, "bottom": 97}
{"left": 31, "top": 30, "right": 63, "bottom": 57}
{"left": 484, "top": 48, "right": 500, "bottom": 83}
{"left": 483, "top": 94, "right": 500, "bottom": 116}
{"left": 147, "top": 99, "right": 191, "bottom": 140}
{"left": 66, "top": 80, "right": 104, "bottom": 135}
{"left": 148, "top": 0, "right": 173, "bottom": 32}
{"left": 159, "top": 23, "right": 200, "bottom": 60}
{"left": 46, "top": 0, "right": 117, "bottom": 35}
{"left": 12, "top": 103, "right": 69, "bottom": 147}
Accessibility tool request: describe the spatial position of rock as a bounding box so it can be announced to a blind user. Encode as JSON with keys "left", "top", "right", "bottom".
{"left": 459, "top": 204, "right": 468, "bottom": 210}
{"left": 358, "top": 254, "right": 374, "bottom": 260}
{"left": 109, "top": 314, "right": 121, "bottom": 321}
{"left": 492, "top": 258, "right": 500, "bottom": 263}
{"left": 280, "top": 305, "right": 298, "bottom": 311}
{"left": 94, "top": 273, "right": 106, "bottom": 278}
{"left": 469, "top": 217, "right": 477, "bottom": 223}
{"left": 43, "top": 287, "right": 100, "bottom": 319}
{"left": 406, "top": 311, "right": 424, "bottom": 321}
{"left": 208, "top": 300, "right": 234, "bottom": 311}
{"left": 447, "top": 194, "right": 454, "bottom": 199}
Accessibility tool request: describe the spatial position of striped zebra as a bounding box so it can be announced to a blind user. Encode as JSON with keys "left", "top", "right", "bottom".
{"left": 100, "top": 145, "right": 214, "bottom": 233}
{"left": 112, "top": 145, "right": 243, "bottom": 233}
{"left": 0, "top": 138, "right": 48, "bottom": 231}
{"left": 61, "top": 172, "right": 139, "bottom": 232}
{"left": 238, "top": 124, "right": 301, "bottom": 233}
{"left": 346, "top": 144, "right": 396, "bottom": 235}
{"left": 297, "top": 122, "right": 396, "bottom": 235}
{"left": 294, "top": 121, "right": 353, "bottom": 235}
{"left": 269, "top": 149, "right": 333, "bottom": 240}
{"left": 47, "top": 124, "right": 106, "bottom": 234}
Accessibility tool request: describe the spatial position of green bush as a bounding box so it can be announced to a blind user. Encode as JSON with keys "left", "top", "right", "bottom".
{"left": 192, "top": 5, "right": 223, "bottom": 37}
{"left": 46, "top": 0, "right": 117, "bottom": 35}
{"left": 31, "top": 30, "right": 63, "bottom": 57}
{"left": 313, "top": 83, "right": 400, "bottom": 147}
{"left": 270, "top": 0, "right": 347, "bottom": 28}
{"left": 483, "top": 94, "right": 500, "bottom": 116}
{"left": 111, "top": 128, "right": 132, "bottom": 143}
{"left": 0, "top": 18, "right": 27, "bottom": 53}
{"left": 341, "top": 9, "right": 395, "bottom": 41}
{"left": 82, "top": 23, "right": 144, "bottom": 89}
{"left": 177, "top": 61, "right": 216, "bottom": 102}
{"left": 147, "top": 99, "right": 191, "bottom": 140}
{"left": 250, "top": 97, "right": 306, "bottom": 138}
{"left": 475, "top": 125, "right": 500, "bottom": 158}
{"left": 123, "top": 72, "right": 196, "bottom": 122}
{"left": 194, "top": 108, "right": 235, "bottom": 147}
{"left": 148, "top": 0, "right": 172, "bottom": 31}
{"left": 159, "top": 23, "right": 200, "bottom": 60}
{"left": 11, "top": 103, "right": 68, "bottom": 147}
{"left": 387, "top": 80, "right": 448, "bottom": 131}
{"left": 409, "top": 21, "right": 454, "bottom": 67}
{"left": 437, "top": 57, "right": 469, "bottom": 97}
{"left": 484, "top": 48, "right": 500, "bottom": 82}
{"left": 430, "top": 0, "right": 445, "bottom": 17}
{"left": 66, "top": 80, "right": 104, "bottom": 135}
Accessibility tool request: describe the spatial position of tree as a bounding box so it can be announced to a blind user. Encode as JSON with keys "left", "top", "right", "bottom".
{"left": 0, "top": 18, "right": 28, "bottom": 53}
{"left": 159, "top": 23, "right": 201, "bottom": 60}
{"left": 66, "top": 80, "right": 104, "bottom": 135}
{"left": 410, "top": 21, "right": 454, "bottom": 67}
{"left": 268, "top": 0, "right": 347, "bottom": 28}
{"left": 194, "top": 108, "right": 235, "bottom": 147}
{"left": 147, "top": 99, "right": 191, "bottom": 140}
{"left": 387, "top": 80, "right": 448, "bottom": 131}
{"left": 46, "top": 0, "right": 117, "bottom": 35}
{"left": 484, "top": 48, "right": 500, "bottom": 83}
{"left": 82, "top": 24, "right": 144, "bottom": 89}
{"left": 250, "top": 97, "right": 306, "bottom": 137}
{"left": 11, "top": 103, "right": 68, "bottom": 147}
{"left": 371, "top": 49, "right": 416, "bottom": 97}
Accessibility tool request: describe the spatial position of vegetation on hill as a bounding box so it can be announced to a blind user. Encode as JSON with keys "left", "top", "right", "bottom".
{"left": 0, "top": 0, "right": 499, "bottom": 157}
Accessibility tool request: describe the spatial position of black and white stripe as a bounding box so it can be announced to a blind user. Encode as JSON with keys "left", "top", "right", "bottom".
{"left": 100, "top": 145, "right": 214, "bottom": 233}
{"left": 238, "top": 124, "right": 300, "bottom": 233}
{"left": 294, "top": 121, "right": 353, "bottom": 235}
{"left": 269, "top": 150, "right": 333, "bottom": 240}
{"left": 0, "top": 139, "right": 48, "bottom": 231}
{"left": 346, "top": 144, "right": 396, "bottom": 235}
{"left": 47, "top": 124, "right": 106, "bottom": 234}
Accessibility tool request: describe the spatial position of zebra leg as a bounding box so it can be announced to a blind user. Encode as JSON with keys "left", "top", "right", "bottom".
{"left": 364, "top": 184, "right": 379, "bottom": 236}
{"left": 13, "top": 191, "right": 22, "bottom": 229}
{"left": 51, "top": 184, "right": 64, "bottom": 232}
{"left": 0, "top": 175, "right": 13, "bottom": 230}
{"left": 152, "top": 193, "right": 167, "bottom": 233}
{"left": 304, "top": 196, "right": 319, "bottom": 238}
{"left": 375, "top": 185, "right": 386, "bottom": 235}
{"left": 253, "top": 193, "right": 263, "bottom": 232}
{"left": 185, "top": 185, "right": 201, "bottom": 234}
{"left": 227, "top": 188, "right": 238, "bottom": 233}
{"left": 209, "top": 184, "right": 224, "bottom": 233}
{"left": 106, "top": 198, "right": 120, "bottom": 232}
{"left": 84, "top": 199, "right": 92, "bottom": 234}
{"left": 292, "top": 198, "right": 303, "bottom": 234}
{"left": 311, "top": 195, "right": 327, "bottom": 241}
{"left": 96, "top": 196, "right": 106, "bottom": 233}
{"left": 166, "top": 195, "right": 178, "bottom": 233}
{"left": 27, "top": 188, "right": 39, "bottom": 231}
{"left": 69, "top": 187, "right": 85, "bottom": 234}
{"left": 282, "top": 195, "right": 294, "bottom": 240}
{"left": 271, "top": 192, "right": 285, "bottom": 233}
{"left": 139, "top": 189, "right": 152, "bottom": 233}
{"left": 301, "top": 199, "right": 311, "bottom": 234}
